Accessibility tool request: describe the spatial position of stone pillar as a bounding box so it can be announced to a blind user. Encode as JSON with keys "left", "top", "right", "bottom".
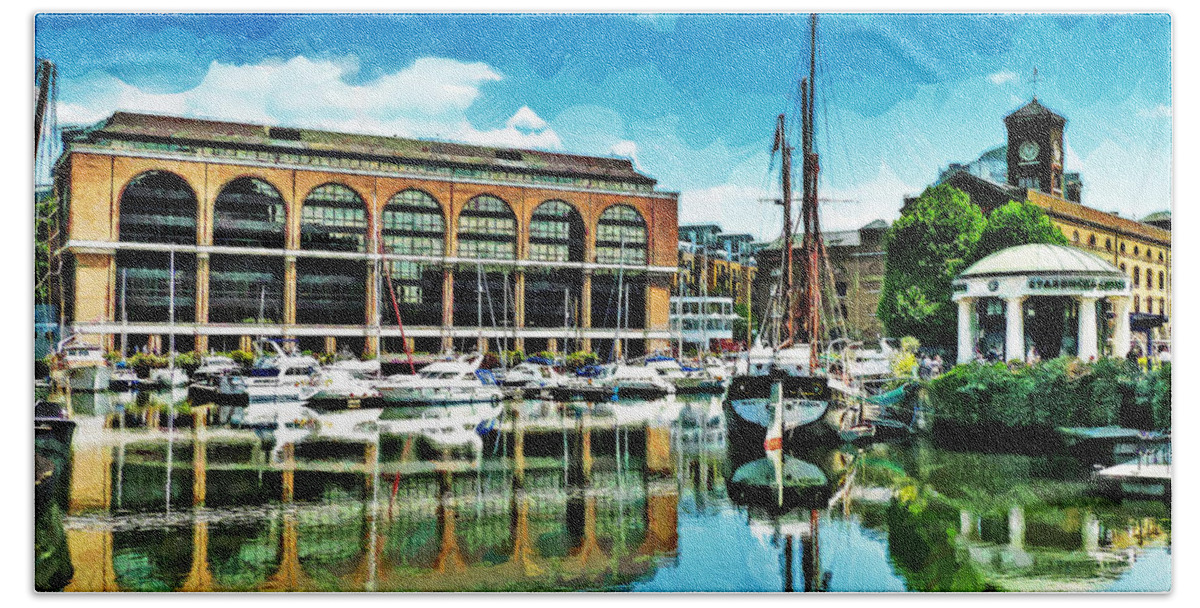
{"left": 442, "top": 266, "right": 455, "bottom": 353}
{"left": 239, "top": 335, "right": 253, "bottom": 353}
{"left": 956, "top": 297, "right": 976, "bottom": 364}
{"left": 1112, "top": 296, "right": 1132, "bottom": 358}
{"left": 1008, "top": 506, "right": 1025, "bottom": 551}
{"left": 514, "top": 270, "right": 526, "bottom": 353}
{"left": 1005, "top": 296, "right": 1026, "bottom": 362}
{"left": 547, "top": 337, "right": 559, "bottom": 354}
{"left": 365, "top": 335, "right": 379, "bottom": 357}
{"left": 581, "top": 270, "right": 593, "bottom": 353}
{"left": 324, "top": 336, "right": 336, "bottom": 355}
{"left": 365, "top": 261, "right": 378, "bottom": 337}
{"left": 283, "top": 256, "right": 297, "bottom": 325}
{"left": 1078, "top": 296, "right": 1098, "bottom": 360}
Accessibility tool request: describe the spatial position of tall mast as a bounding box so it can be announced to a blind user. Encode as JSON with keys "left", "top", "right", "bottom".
{"left": 801, "top": 13, "right": 823, "bottom": 371}
{"left": 774, "top": 114, "right": 794, "bottom": 347}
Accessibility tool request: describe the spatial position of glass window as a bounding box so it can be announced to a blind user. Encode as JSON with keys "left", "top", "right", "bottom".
{"left": 301, "top": 183, "right": 367, "bottom": 252}
{"left": 382, "top": 190, "right": 444, "bottom": 256}
{"left": 456, "top": 195, "right": 517, "bottom": 260}
{"left": 595, "top": 204, "right": 647, "bottom": 265}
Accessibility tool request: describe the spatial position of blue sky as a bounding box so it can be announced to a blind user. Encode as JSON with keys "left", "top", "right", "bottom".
{"left": 35, "top": 13, "right": 1171, "bottom": 239}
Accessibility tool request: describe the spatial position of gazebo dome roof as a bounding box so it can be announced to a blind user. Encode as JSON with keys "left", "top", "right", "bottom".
{"left": 960, "top": 244, "right": 1123, "bottom": 278}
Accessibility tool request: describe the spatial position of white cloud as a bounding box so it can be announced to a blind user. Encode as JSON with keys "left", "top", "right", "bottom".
{"left": 608, "top": 139, "right": 641, "bottom": 168}
{"left": 1138, "top": 104, "right": 1172, "bottom": 118}
{"left": 989, "top": 70, "right": 1017, "bottom": 85}
{"left": 56, "top": 55, "right": 564, "bottom": 151}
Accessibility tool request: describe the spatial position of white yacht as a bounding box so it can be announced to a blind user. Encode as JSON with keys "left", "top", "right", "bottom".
{"left": 307, "top": 368, "right": 382, "bottom": 410}
{"left": 148, "top": 367, "right": 189, "bottom": 388}
{"left": 191, "top": 355, "right": 239, "bottom": 387}
{"left": 642, "top": 355, "right": 725, "bottom": 393}
{"left": 501, "top": 357, "right": 566, "bottom": 397}
{"left": 328, "top": 357, "right": 382, "bottom": 378}
{"left": 57, "top": 340, "right": 111, "bottom": 393}
{"left": 374, "top": 353, "right": 504, "bottom": 406}
{"left": 108, "top": 361, "right": 140, "bottom": 391}
{"left": 217, "top": 345, "right": 319, "bottom": 405}
{"left": 551, "top": 362, "right": 675, "bottom": 401}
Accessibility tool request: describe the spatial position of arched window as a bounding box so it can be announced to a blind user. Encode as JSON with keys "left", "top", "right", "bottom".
{"left": 380, "top": 190, "right": 445, "bottom": 327}
{"left": 1120, "top": 242, "right": 1126, "bottom": 254}
{"left": 213, "top": 177, "right": 285, "bottom": 248}
{"left": 1120, "top": 263, "right": 1126, "bottom": 272}
{"left": 1159, "top": 271, "right": 1165, "bottom": 290}
{"left": 297, "top": 184, "right": 367, "bottom": 325}
{"left": 595, "top": 204, "right": 648, "bottom": 265}
{"left": 526, "top": 200, "right": 587, "bottom": 329}
{"left": 119, "top": 171, "right": 197, "bottom": 244}
{"left": 381, "top": 190, "right": 444, "bottom": 256}
{"left": 1158, "top": 251, "right": 1164, "bottom": 262}
{"left": 1072, "top": 230, "right": 1080, "bottom": 243}
{"left": 1088, "top": 234, "right": 1096, "bottom": 247}
{"left": 1134, "top": 295, "right": 1140, "bottom": 313}
{"left": 1134, "top": 245, "right": 1140, "bottom": 256}
{"left": 456, "top": 195, "right": 516, "bottom": 259}
{"left": 1147, "top": 248, "right": 1153, "bottom": 260}
{"left": 1133, "top": 266, "right": 1140, "bottom": 287}
{"left": 300, "top": 183, "right": 367, "bottom": 252}
{"left": 1160, "top": 298, "right": 1166, "bottom": 316}
{"left": 1105, "top": 238, "right": 1112, "bottom": 251}
{"left": 529, "top": 200, "right": 585, "bottom": 262}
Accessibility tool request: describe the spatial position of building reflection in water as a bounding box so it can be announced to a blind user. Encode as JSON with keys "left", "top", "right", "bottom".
{"left": 58, "top": 400, "right": 681, "bottom": 591}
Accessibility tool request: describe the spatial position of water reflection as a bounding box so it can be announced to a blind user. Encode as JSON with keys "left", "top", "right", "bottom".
{"left": 40, "top": 390, "right": 1169, "bottom": 592}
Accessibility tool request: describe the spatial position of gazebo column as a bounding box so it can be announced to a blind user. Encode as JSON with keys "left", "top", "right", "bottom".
{"left": 1112, "top": 296, "right": 1132, "bottom": 358}
{"left": 956, "top": 297, "right": 976, "bottom": 364}
{"left": 1078, "top": 296, "right": 1098, "bottom": 360}
{"left": 1005, "top": 295, "right": 1026, "bottom": 362}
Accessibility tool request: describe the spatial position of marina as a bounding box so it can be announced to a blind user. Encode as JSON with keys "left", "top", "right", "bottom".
{"left": 35, "top": 386, "right": 1169, "bottom": 592}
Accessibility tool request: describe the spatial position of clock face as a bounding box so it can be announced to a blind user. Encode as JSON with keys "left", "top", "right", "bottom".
{"left": 1019, "top": 141, "right": 1040, "bottom": 162}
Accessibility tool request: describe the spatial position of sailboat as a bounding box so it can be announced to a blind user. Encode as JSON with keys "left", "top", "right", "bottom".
{"left": 726, "top": 14, "right": 839, "bottom": 435}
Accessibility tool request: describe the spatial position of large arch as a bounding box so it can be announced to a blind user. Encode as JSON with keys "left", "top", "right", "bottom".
{"left": 380, "top": 189, "right": 446, "bottom": 334}
{"left": 526, "top": 200, "right": 586, "bottom": 331}
{"left": 118, "top": 170, "right": 197, "bottom": 245}
{"left": 296, "top": 183, "right": 368, "bottom": 325}
{"left": 115, "top": 171, "right": 197, "bottom": 324}
{"left": 453, "top": 195, "right": 517, "bottom": 331}
{"left": 209, "top": 177, "right": 286, "bottom": 324}
{"left": 591, "top": 204, "right": 647, "bottom": 335}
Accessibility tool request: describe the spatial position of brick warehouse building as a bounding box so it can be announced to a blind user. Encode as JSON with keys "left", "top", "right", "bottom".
{"left": 53, "top": 112, "right": 679, "bottom": 358}
{"left": 935, "top": 98, "right": 1172, "bottom": 348}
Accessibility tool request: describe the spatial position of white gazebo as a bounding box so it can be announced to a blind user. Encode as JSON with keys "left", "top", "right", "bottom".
{"left": 952, "top": 244, "right": 1132, "bottom": 364}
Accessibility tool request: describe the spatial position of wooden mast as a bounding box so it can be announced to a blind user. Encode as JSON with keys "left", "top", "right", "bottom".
{"left": 802, "top": 13, "right": 823, "bottom": 371}
{"left": 773, "top": 114, "right": 794, "bottom": 347}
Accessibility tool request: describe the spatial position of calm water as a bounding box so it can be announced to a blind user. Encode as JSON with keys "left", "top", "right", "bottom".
{"left": 36, "top": 389, "right": 1170, "bottom": 592}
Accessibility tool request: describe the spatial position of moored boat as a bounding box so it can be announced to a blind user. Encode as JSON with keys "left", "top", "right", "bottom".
{"left": 374, "top": 353, "right": 503, "bottom": 406}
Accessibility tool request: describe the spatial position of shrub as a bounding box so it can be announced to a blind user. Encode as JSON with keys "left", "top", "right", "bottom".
{"left": 926, "top": 356, "right": 1167, "bottom": 431}
{"left": 229, "top": 350, "right": 256, "bottom": 368}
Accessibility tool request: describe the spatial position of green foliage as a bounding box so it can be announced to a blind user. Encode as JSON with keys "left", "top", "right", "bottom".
{"left": 878, "top": 184, "right": 986, "bottom": 349}
{"left": 173, "top": 351, "right": 200, "bottom": 374}
{"left": 974, "top": 200, "right": 1068, "bottom": 263}
{"left": 733, "top": 302, "right": 752, "bottom": 343}
{"left": 565, "top": 350, "right": 598, "bottom": 370}
{"left": 926, "top": 357, "right": 1167, "bottom": 430}
{"left": 536, "top": 350, "right": 557, "bottom": 361}
{"left": 128, "top": 352, "right": 169, "bottom": 377}
{"left": 502, "top": 350, "right": 525, "bottom": 367}
{"left": 229, "top": 350, "right": 256, "bottom": 367}
{"left": 892, "top": 336, "right": 920, "bottom": 379}
{"left": 879, "top": 188, "right": 1069, "bottom": 350}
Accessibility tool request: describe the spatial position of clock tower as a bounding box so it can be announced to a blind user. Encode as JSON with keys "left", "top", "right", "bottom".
{"left": 1004, "top": 98, "right": 1066, "bottom": 198}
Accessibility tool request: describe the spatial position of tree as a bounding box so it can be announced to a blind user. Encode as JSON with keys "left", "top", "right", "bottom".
{"left": 733, "top": 302, "right": 752, "bottom": 344}
{"left": 878, "top": 184, "right": 986, "bottom": 349}
{"left": 974, "top": 199, "right": 1067, "bottom": 262}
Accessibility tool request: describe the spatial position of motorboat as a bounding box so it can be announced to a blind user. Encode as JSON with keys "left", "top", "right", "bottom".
{"left": 57, "top": 339, "right": 111, "bottom": 392}
{"left": 328, "top": 357, "right": 382, "bottom": 379}
{"left": 216, "top": 345, "right": 320, "bottom": 405}
{"left": 641, "top": 355, "right": 725, "bottom": 393}
{"left": 549, "top": 362, "right": 675, "bottom": 401}
{"left": 501, "top": 356, "right": 566, "bottom": 397}
{"left": 191, "top": 355, "right": 239, "bottom": 386}
{"left": 374, "top": 353, "right": 503, "bottom": 406}
{"left": 148, "top": 367, "right": 188, "bottom": 388}
{"left": 108, "top": 361, "right": 140, "bottom": 391}
{"left": 307, "top": 368, "right": 383, "bottom": 411}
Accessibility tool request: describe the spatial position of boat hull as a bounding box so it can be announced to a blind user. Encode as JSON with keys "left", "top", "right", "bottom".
{"left": 68, "top": 365, "right": 110, "bottom": 392}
